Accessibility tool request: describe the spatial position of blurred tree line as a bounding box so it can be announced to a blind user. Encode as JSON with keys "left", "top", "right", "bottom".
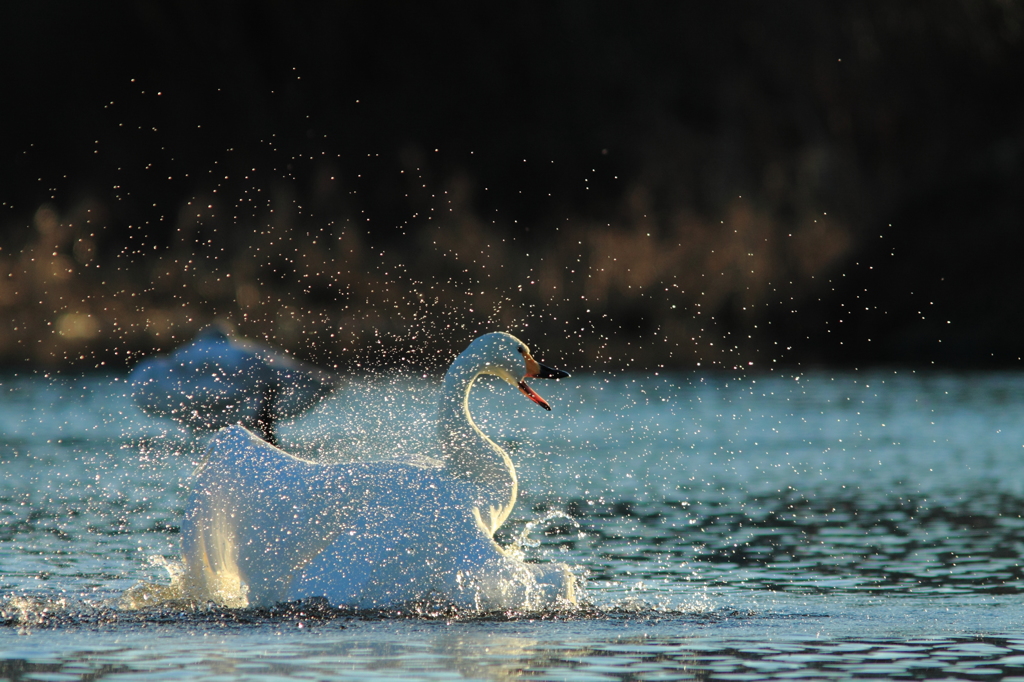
{"left": 1, "top": 1, "right": 1022, "bottom": 371}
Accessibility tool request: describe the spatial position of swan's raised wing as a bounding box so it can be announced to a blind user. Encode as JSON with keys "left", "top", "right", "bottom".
{"left": 182, "top": 426, "right": 375, "bottom": 605}
{"left": 180, "top": 426, "right": 464, "bottom": 608}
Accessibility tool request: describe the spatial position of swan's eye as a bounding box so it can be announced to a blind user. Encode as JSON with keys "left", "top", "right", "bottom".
{"left": 517, "top": 346, "right": 525, "bottom": 355}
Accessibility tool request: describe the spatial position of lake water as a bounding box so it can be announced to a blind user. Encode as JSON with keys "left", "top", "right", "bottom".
{"left": 4, "top": 368, "right": 1024, "bottom": 680}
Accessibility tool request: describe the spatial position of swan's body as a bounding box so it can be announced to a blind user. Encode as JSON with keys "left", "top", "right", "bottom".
{"left": 180, "top": 332, "right": 576, "bottom": 611}
{"left": 130, "top": 324, "right": 338, "bottom": 443}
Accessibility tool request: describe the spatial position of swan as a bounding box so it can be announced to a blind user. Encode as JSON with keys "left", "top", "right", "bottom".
{"left": 179, "top": 332, "right": 577, "bottom": 612}
{"left": 129, "top": 323, "right": 338, "bottom": 444}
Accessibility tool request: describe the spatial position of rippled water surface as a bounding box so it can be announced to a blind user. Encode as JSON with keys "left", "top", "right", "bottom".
{"left": 4, "top": 369, "right": 1024, "bottom": 680}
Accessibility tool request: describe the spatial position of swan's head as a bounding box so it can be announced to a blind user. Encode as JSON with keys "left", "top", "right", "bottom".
{"left": 455, "top": 332, "right": 570, "bottom": 411}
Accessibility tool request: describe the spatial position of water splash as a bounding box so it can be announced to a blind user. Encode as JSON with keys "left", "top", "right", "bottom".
{"left": 508, "top": 509, "right": 583, "bottom": 559}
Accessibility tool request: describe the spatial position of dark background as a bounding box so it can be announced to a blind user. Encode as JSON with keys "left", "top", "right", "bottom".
{"left": 2, "top": 1, "right": 1022, "bottom": 372}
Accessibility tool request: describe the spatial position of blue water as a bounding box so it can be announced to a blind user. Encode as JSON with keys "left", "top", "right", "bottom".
{"left": 4, "top": 369, "right": 1024, "bottom": 680}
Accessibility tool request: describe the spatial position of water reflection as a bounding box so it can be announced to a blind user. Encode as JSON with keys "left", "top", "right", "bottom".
{"left": 5, "top": 624, "right": 1024, "bottom": 681}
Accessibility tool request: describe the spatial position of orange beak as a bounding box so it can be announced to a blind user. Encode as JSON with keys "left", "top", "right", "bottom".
{"left": 518, "top": 380, "right": 553, "bottom": 410}
{"left": 518, "top": 350, "right": 570, "bottom": 410}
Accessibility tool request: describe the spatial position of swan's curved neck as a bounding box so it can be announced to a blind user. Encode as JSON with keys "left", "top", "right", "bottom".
{"left": 438, "top": 361, "right": 517, "bottom": 537}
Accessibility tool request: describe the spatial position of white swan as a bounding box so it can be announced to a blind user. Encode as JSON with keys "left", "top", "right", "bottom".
{"left": 180, "top": 332, "right": 577, "bottom": 611}
{"left": 130, "top": 323, "right": 338, "bottom": 444}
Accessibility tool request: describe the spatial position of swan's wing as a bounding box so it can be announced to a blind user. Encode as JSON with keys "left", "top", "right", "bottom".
{"left": 290, "top": 487, "right": 578, "bottom": 611}
{"left": 181, "top": 425, "right": 445, "bottom": 607}
{"left": 181, "top": 426, "right": 370, "bottom": 605}
{"left": 289, "top": 468, "right": 504, "bottom": 609}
